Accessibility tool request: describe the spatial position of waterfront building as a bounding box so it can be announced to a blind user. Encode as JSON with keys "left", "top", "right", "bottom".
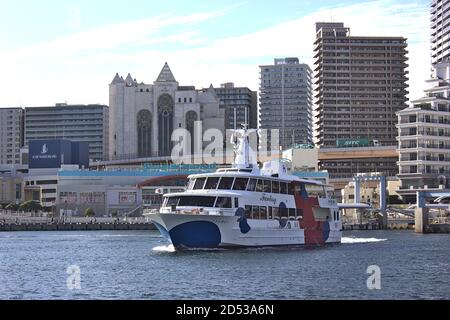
{"left": 109, "top": 63, "right": 225, "bottom": 160}
{"left": 56, "top": 168, "right": 190, "bottom": 216}
{"left": 431, "top": 0, "right": 450, "bottom": 65}
{"left": 282, "top": 146, "right": 319, "bottom": 172}
{"left": 23, "top": 173, "right": 59, "bottom": 209}
{"left": 214, "top": 82, "right": 258, "bottom": 129}
{"left": 313, "top": 22, "right": 408, "bottom": 148}
{"left": 0, "top": 166, "right": 25, "bottom": 206}
{"left": 24, "top": 103, "right": 109, "bottom": 162}
{"left": 259, "top": 58, "right": 313, "bottom": 149}
{"left": 396, "top": 0, "right": 450, "bottom": 201}
{"left": 317, "top": 145, "right": 399, "bottom": 201}
{"left": 0, "top": 108, "right": 24, "bottom": 165}
{"left": 397, "top": 62, "right": 450, "bottom": 200}
{"left": 14, "top": 139, "right": 91, "bottom": 210}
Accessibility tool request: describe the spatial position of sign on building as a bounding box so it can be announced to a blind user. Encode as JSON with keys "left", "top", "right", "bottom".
{"left": 336, "top": 138, "right": 370, "bottom": 148}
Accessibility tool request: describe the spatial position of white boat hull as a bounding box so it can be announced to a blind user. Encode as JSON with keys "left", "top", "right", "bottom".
{"left": 150, "top": 213, "right": 341, "bottom": 249}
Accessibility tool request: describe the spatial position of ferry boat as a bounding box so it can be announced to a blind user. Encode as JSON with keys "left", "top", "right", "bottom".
{"left": 148, "top": 128, "right": 342, "bottom": 249}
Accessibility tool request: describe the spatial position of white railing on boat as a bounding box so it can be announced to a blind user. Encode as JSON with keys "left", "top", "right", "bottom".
{"left": 155, "top": 207, "right": 235, "bottom": 216}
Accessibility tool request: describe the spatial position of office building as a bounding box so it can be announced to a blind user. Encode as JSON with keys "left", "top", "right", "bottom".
{"left": 24, "top": 103, "right": 109, "bottom": 162}
{"left": 214, "top": 83, "right": 257, "bottom": 129}
{"left": 259, "top": 58, "right": 313, "bottom": 149}
{"left": 0, "top": 108, "right": 23, "bottom": 165}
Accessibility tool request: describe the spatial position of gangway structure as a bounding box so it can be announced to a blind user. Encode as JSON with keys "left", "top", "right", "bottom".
{"left": 351, "top": 173, "right": 387, "bottom": 228}
{"left": 415, "top": 190, "right": 450, "bottom": 233}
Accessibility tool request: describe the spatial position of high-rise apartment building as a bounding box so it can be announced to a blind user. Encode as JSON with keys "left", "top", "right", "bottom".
{"left": 0, "top": 108, "right": 24, "bottom": 165}
{"left": 431, "top": 0, "right": 450, "bottom": 65}
{"left": 397, "top": 0, "right": 450, "bottom": 200}
{"left": 259, "top": 58, "right": 313, "bottom": 149}
{"left": 24, "top": 104, "right": 109, "bottom": 162}
{"left": 397, "top": 62, "right": 450, "bottom": 200}
{"left": 215, "top": 83, "right": 258, "bottom": 130}
{"left": 313, "top": 22, "right": 408, "bottom": 148}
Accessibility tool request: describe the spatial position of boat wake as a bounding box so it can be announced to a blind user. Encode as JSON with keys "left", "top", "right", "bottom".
{"left": 152, "top": 245, "right": 176, "bottom": 252}
{"left": 341, "top": 237, "right": 387, "bottom": 244}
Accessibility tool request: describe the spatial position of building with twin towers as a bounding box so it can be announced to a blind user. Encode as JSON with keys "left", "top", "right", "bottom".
{"left": 109, "top": 63, "right": 225, "bottom": 160}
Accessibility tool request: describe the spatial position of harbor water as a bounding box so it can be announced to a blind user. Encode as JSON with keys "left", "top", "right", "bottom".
{"left": 0, "top": 230, "right": 449, "bottom": 300}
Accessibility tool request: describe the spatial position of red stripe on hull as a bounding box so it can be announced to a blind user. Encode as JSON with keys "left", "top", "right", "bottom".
{"left": 295, "top": 195, "right": 326, "bottom": 245}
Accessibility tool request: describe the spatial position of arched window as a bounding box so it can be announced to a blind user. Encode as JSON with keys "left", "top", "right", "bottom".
{"left": 137, "top": 110, "right": 152, "bottom": 158}
{"left": 158, "top": 94, "right": 174, "bottom": 156}
{"left": 186, "top": 111, "right": 198, "bottom": 155}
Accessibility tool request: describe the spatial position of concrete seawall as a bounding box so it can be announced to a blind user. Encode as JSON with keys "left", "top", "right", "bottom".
{"left": 0, "top": 222, "right": 156, "bottom": 232}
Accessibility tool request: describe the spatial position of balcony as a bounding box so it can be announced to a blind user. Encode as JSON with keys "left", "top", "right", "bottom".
{"left": 399, "top": 156, "right": 450, "bottom": 162}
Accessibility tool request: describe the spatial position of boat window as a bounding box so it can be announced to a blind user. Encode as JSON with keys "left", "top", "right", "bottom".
{"left": 272, "top": 181, "right": 280, "bottom": 193}
{"left": 263, "top": 180, "right": 271, "bottom": 193}
{"left": 233, "top": 178, "right": 248, "bottom": 191}
{"left": 280, "top": 182, "right": 288, "bottom": 194}
{"left": 288, "top": 208, "right": 296, "bottom": 220}
{"left": 204, "top": 177, "right": 220, "bottom": 190}
{"left": 234, "top": 198, "right": 239, "bottom": 208}
{"left": 288, "top": 183, "right": 295, "bottom": 195}
{"left": 296, "top": 183, "right": 308, "bottom": 198}
{"left": 247, "top": 178, "right": 257, "bottom": 191}
{"left": 179, "top": 196, "right": 216, "bottom": 207}
{"left": 215, "top": 197, "right": 232, "bottom": 208}
{"left": 272, "top": 207, "right": 279, "bottom": 219}
{"left": 280, "top": 206, "right": 288, "bottom": 219}
{"left": 251, "top": 206, "right": 260, "bottom": 219}
{"left": 245, "top": 205, "right": 252, "bottom": 219}
{"left": 260, "top": 206, "right": 268, "bottom": 219}
{"left": 167, "top": 197, "right": 180, "bottom": 206}
{"left": 193, "top": 178, "right": 206, "bottom": 190}
{"left": 256, "top": 179, "right": 264, "bottom": 192}
{"left": 187, "top": 179, "right": 196, "bottom": 190}
{"left": 296, "top": 208, "right": 304, "bottom": 219}
{"left": 305, "top": 184, "right": 325, "bottom": 198}
{"left": 268, "top": 206, "right": 273, "bottom": 219}
{"left": 218, "top": 177, "right": 235, "bottom": 190}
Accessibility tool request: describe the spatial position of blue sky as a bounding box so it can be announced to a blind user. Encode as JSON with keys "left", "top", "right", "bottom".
{"left": 0, "top": 0, "right": 430, "bottom": 107}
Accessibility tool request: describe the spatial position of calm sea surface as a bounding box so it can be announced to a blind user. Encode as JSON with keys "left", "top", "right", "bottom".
{"left": 0, "top": 230, "right": 449, "bottom": 300}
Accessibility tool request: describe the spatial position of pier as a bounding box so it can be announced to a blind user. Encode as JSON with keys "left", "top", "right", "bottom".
{"left": 342, "top": 219, "right": 415, "bottom": 231}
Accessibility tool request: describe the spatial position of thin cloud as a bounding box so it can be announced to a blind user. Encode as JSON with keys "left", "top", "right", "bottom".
{"left": 0, "top": 10, "right": 224, "bottom": 62}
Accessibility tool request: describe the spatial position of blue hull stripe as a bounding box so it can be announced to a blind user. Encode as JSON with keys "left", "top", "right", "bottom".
{"left": 168, "top": 221, "right": 222, "bottom": 248}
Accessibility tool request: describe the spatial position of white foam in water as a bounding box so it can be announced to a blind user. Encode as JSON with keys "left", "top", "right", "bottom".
{"left": 153, "top": 244, "right": 176, "bottom": 252}
{"left": 341, "top": 237, "right": 387, "bottom": 244}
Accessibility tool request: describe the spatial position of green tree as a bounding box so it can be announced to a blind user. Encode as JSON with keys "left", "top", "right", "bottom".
{"left": 85, "top": 207, "right": 95, "bottom": 217}
{"left": 5, "top": 203, "right": 19, "bottom": 211}
{"left": 19, "top": 201, "right": 43, "bottom": 213}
